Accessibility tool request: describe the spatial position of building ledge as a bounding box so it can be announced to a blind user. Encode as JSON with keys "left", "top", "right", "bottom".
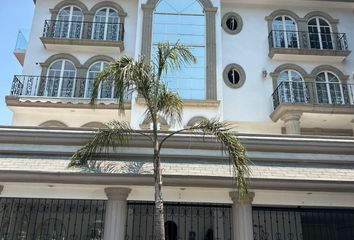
{"left": 40, "top": 37, "right": 124, "bottom": 54}
{"left": 136, "top": 97, "right": 220, "bottom": 108}
{"left": 269, "top": 48, "right": 351, "bottom": 62}
{"left": 270, "top": 103, "right": 354, "bottom": 122}
{"left": 6, "top": 95, "right": 131, "bottom": 110}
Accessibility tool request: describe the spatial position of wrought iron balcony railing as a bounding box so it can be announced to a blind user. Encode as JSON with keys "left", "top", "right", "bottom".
{"left": 272, "top": 80, "right": 354, "bottom": 109}
{"left": 10, "top": 75, "right": 131, "bottom": 101}
{"left": 43, "top": 20, "right": 124, "bottom": 42}
{"left": 268, "top": 30, "right": 349, "bottom": 51}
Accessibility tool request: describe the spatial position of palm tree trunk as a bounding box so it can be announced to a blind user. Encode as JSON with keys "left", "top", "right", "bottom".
{"left": 153, "top": 115, "right": 165, "bottom": 240}
{"left": 153, "top": 146, "right": 165, "bottom": 240}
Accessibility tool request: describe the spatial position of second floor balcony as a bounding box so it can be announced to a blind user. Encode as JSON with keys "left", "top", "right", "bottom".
{"left": 7, "top": 75, "right": 131, "bottom": 109}
{"left": 270, "top": 80, "right": 354, "bottom": 127}
{"left": 268, "top": 30, "right": 351, "bottom": 62}
{"left": 40, "top": 20, "right": 124, "bottom": 54}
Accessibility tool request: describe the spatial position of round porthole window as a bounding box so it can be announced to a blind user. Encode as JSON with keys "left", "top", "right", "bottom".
{"left": 222, "top": 12, "right": 243, "bottom": 34}
{"left": 223, "top": 64, "right": 246, "bottom": 89}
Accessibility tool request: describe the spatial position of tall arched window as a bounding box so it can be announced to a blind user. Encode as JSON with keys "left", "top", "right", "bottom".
{"left": 308, "top": 17, "right": 333, "bottom": 50}
{"left": 85, "top": 61, "right": 110, "bottom": 98}
{"left": 277, "top": 70, "right": 306, "bottom": 103}
{"left": 272, "top": 16, "right": 298, "bottom": 48}
{"left": 93, "top": 8, "right": 119, "bottom": 41}
{"left": 152, "top": 0, "right": 206, "bottom": 100}
{"left": 315, "top": 71, "right": 343, "bottom": 104}
{"left": 55, "top": 6, "right": 83, "bottom": 39}
{"left": 46, "top": 60, "right": 76, "bottom": 97}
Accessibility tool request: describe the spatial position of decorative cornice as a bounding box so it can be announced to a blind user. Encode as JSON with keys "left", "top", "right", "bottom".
{"left": 1, "top": 170, "right": 354, "bottom": 192}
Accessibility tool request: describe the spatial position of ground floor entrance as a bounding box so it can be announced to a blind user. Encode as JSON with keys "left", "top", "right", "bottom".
{"left": 0, "top": 198, "right": 354, "bottom": 240}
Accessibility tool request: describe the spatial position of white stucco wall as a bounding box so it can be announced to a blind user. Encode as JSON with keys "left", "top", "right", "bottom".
{"left": 13, "top": 0, "right": 354, "bottom": 133}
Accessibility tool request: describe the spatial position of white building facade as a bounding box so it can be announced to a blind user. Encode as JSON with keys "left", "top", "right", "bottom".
{"left": 2, "top": 0, "right": 354, "bottom": 239}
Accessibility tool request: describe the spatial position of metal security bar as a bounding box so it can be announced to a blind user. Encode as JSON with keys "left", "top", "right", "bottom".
{"left": 43, "top": 20, "right": 124, "bottom": 42}
{"left": 268, "top": 30, "right": 349, "bottom": 51}
{"left": 0, "top": 198, "right": 106, "bottom": 240}
{"left": 253, "top": 207, "right": 354, "bottom": 240}
{"left": 126, "top": 202, "right": 232, "bottom": 240}
{"left": 272, "top": 81, "right": 354, "bottom": 109}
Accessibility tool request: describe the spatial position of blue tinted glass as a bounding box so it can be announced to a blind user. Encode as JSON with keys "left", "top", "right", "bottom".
{"left": 153, "top": 0, "right": 206, "bottom": 100}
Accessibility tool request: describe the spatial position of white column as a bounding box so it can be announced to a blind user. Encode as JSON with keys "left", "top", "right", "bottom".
{"left": 281, "top": 112, "right": 302, "bottom": 135}
{"left": 229, "top": 191, "right": 255, "bottom": 240}
{"left": 104, "top": 187, "right": 131, "bottom": 240}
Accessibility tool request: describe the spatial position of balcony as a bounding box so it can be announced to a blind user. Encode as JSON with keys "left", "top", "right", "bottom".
{"left": 270, "top": 81, "right": 354, "bottom": 131}
{"left": 7, "top": 75, "right": 131, "bottom": 109}
{"left": 13, "top": 30, "right": 28, "bottom": 66}
{"left": 268, "top": 30, "right": 351, "bottom": 62}
{"left": 40, "top": 20, "right": 124, "bottom": 54}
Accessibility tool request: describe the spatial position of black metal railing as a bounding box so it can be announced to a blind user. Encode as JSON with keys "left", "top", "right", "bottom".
{"left": 269, "top": 30, "right": 349, "bottom": 51}
{"left": 253, "top": 207, "right": 354, "bottom": 240}
{"left": 272, "top": 80, "right": 354, "bottom": 109}
{"left": 0, "top": 197, "right": 106, "bottom": 240}
{"left": 10, "top": 75, "right": 131, "bottom": 100}
{"left": 126, "top": 202, "right": 232, "bottom": 240}
{"left": 43, "top": 20, "right": 124, "bottom": 42}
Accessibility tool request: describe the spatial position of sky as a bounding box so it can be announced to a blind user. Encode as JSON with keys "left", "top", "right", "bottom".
{"left": 0, "top": 1, "right": 35, "bottom": 125}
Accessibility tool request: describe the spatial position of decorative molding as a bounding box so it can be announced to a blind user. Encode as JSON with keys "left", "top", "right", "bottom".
{"left": 6, "top": 96, "right": 132, "bottom": 110}
{"left": 1, "top": 170, "right": 354, "bottom": 192}
{"left": 104, "top": 187, "right": 131, "bottom": 200}
{"left": 229, "top": 191, "right": 255, "bottom": 204}
{"left": 265, "top": 9, "right": 301, "bottom": 22}
{"left": 90, "top": 1, "right": 127, "bottom": 17}
{"left": 223, "top": 64, "right": 246, "bottom": 89}
{"left": 83, "top": 55, "right": 114, "bottom": 68}
{"left": 270, "top": 63, "right": 309, "bottom": 90}
{"left": 310, "top": 65, "right": 349, "bottom": 81}
{"left": 136, "top": 97, "right": 220, "bottom": 108}
{"left": 186, "top": 116, "right": 208, "bottom": 127}
{"left": 222, "top": 12, "right": 243, "bottom": 35}
{"left": 50, "top": 0, "right": 89, "bottom": 20}
{"left": 39, "top": 120, "right": 68, "bottom": 128}
{"left": 40, "top": 53, "right": 82, "bottom": 69}
{"left": 270, "top": 103, "right": 354, "bottom": 122}
{"left": 81, "top": 122, "right": 106, "bottom": 128}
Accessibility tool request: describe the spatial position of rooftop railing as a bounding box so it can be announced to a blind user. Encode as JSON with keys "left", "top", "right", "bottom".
{"left": 43, "top": 20, "right": 124, "bottom": 42}
{"left": 272, "top": 80, "right": 354, "bottom": 109}
{"left": 268, "top": 30, "right": 349, "bottom": 51}
{"left": 10, "top": 75, "right": 131, "bottom": 101}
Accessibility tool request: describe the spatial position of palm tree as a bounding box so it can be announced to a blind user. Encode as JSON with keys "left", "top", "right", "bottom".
{"left": 69, "top": 41, "right": 250, "bottom": 240}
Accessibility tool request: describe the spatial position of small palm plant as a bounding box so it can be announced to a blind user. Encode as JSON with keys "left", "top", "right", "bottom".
{"left": 69, "top": 41, "right": 250, "bottom": 240}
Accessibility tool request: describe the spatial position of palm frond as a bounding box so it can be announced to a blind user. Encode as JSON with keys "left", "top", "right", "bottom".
{"left": 153, "top": 41, "right": 197, "bottom": 80}
{"left": 156, "top": 84, "right": 183, "bottom": 126}
{"left": 69, "top": 121, "right": 133, "bottom": 167}
{"left": 91, "top": 56, "right": 152, "bottom": 111}
{"left": 190, "top": 119, "right": 250, "bottom": 194}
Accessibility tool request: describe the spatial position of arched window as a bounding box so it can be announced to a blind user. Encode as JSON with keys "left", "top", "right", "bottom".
{"left": 308, "top": 17, "right": 333, "bottom": 50}
{"left": 152, "top": 0, "right": 206, "bottom": 100}
{"left": 272, "top": 15, "right": 298, "bottom": 48}
{"left": 277, "top": 70, "right": 306, "bottom": 103}
{"left": 315, "top": 71, "right": 344, "bottom": 104}
{"left": 55, "top": 6, "right": 83, "bottom": 39}
{"left": 85, "top": 61, "right": 110, "bottom": 98}
{"left": 46, "top": 59, "right": 76, "bottom": 97}
{"left": 93, "top": 7, "right": 119, "bottom": 41}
